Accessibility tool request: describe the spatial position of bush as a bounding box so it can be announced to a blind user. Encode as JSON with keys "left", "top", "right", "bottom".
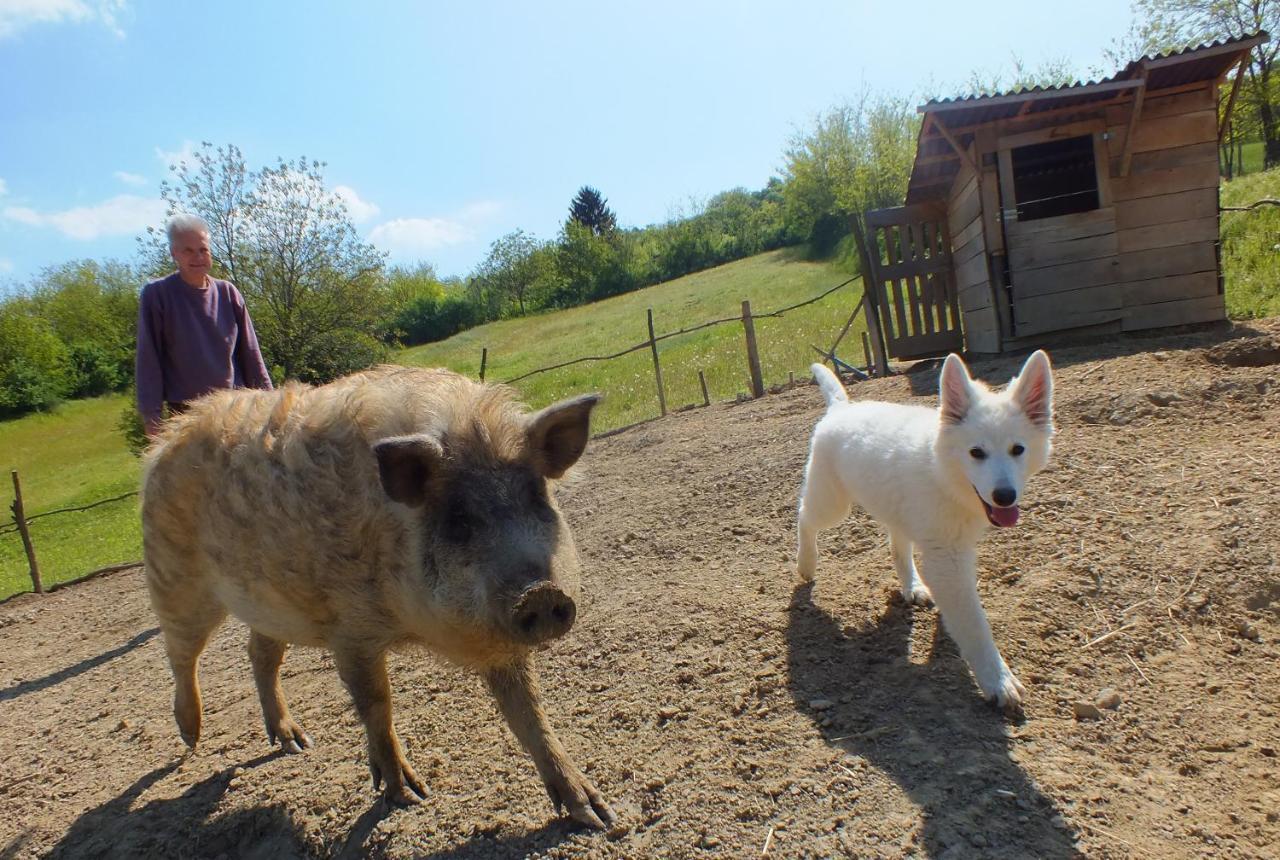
{"left": 395, "top": 293, "right": 481, "bottom": 345}
{"left": 296, "top": 330, "right": 388, "bottom": 383}
{"left": 67, "top": 342, "right": 125, "bottom": 397}
{"left": 0, "top": 358, "right": 66, "bottom": 416}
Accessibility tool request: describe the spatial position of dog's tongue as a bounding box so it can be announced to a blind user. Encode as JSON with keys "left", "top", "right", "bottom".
{"left": 991, "top": 505, "right": 1020, "bottom": 527}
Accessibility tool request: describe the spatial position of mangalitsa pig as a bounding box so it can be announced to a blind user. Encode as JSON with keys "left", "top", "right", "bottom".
{"left": 141, "top": 365, "right": 614, "bottom": 828}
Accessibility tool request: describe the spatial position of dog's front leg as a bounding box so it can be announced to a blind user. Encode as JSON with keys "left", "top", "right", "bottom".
{"left": 918, "top": 544, "right": 1025, "bottom": 715}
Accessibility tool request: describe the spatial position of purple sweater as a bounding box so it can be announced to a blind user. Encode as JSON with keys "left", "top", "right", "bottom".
{"left": 135, "top": 273, "right": 273, "bottom": 423}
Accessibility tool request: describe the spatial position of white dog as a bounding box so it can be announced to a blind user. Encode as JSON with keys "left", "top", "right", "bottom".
{"left": 796, "top": 350, "right": 1054, "bottom": 714}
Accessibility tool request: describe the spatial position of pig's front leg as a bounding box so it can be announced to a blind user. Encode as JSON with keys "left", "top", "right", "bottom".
{"left": 333, "top": 646, "right": 427, "bottom": 806}
{"left": 485, "top": 658, "right": 614, "bottom": 830}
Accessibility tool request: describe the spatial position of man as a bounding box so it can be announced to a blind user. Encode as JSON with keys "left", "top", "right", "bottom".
{"left": 135, "top": 214, "right": 273, "bottom": 437}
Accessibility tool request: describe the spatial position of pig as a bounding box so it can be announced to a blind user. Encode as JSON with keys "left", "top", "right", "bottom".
{"left": 141, "top": 365, "right": 614, "bottom": 829}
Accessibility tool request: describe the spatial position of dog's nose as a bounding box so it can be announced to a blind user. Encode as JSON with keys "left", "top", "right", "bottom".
{"left": 992, "top": 487, "right": 1017, "bottom": 507}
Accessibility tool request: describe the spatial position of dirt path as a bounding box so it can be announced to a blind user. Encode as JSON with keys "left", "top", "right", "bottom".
{"left": 2, "top": 321, "right": 1278, "bottom": 859}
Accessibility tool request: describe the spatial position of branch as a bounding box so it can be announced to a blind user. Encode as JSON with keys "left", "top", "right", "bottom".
{"left": 1221, "top": 198, "right": 1280, "bottom": 211}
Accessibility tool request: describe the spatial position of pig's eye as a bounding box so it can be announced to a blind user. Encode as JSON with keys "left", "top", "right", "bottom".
{"left": 443, "top": 508, "right": 473, "bottom": 543}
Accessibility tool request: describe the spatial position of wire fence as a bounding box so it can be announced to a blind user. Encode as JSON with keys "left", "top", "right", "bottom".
{"left": 3, "top": 276, "right": 874, "bottom": 599}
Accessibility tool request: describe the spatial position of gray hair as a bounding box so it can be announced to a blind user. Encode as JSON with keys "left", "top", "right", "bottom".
{"left": 167, "top": 214, "right": 211, "bottom": 246}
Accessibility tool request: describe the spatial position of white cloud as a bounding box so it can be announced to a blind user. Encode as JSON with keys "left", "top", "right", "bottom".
{"left": 2, "top": 193, "right": 164, "bottom": 240}
{"left": 155, "top": 140, "right": 197, "bottom": 171}
{"left": 0, "top": 177, "right": 7, "bottom": 196}
{"left": 367, "top": 200, "right": 502, "bottom": 257}
{"left": 0, "top": 0, "right": 127, "bottom": 40}
{"left": 368, "top": 217, "right": 470, "bottom": 254}
{"left": 0, "top": 257, "right": 13, "bottom": 273}
{"left": 114, "top": 170, "right": 146, "bottom": 186}
{"left": 332, "top": 185, "right": 379, "bottom": 223}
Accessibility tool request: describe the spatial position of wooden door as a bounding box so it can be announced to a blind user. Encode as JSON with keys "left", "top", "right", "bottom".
{"left": 863, "top": 202, "right": 964, "bottom": 360}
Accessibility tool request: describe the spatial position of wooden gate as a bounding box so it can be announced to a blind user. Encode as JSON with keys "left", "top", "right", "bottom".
{"left": 863, "top": 202, "right": 964, "bottom": 360}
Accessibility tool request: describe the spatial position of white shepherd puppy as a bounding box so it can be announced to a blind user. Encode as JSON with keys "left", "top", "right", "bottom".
{"left": 796, "top": 351, "right": 1054, "bottom": 715}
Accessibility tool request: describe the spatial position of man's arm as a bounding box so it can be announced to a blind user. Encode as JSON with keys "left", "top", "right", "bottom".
{"left": 230, "top": 286, "right": 273, "bottom": 390}
{"left": 135, "top": 284, "right": 166, "bottom": 437}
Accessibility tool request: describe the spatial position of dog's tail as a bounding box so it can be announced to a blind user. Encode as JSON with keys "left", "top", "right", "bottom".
{"left": 810, "top": 363, "right": 849, "bottom": 407}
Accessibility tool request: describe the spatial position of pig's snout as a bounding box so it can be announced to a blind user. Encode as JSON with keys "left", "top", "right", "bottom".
{"left": 510, "top": 583, "right": 577, "bottom": 645}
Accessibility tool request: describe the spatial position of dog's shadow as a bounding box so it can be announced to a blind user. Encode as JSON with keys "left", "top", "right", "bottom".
{"left": 786, "top": 583, "right": 1081, "bottom": 859}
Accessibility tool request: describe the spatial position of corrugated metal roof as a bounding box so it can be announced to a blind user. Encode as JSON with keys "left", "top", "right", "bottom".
{"left": 904, "top": 31, "right": 1268, "bottom": 204}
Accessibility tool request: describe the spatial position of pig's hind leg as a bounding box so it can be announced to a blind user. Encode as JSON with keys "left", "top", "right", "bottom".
{"left": 248, "top": 631, "right": 312, "bottom": 753}
{"left": 485, "top": 658, "right": 615, "bottom": 830}
{"left": 333, "top": 646, "right": 427, "bottom": 806}
{"left": 150, "top": 581, "right": 226, "bottom": 750}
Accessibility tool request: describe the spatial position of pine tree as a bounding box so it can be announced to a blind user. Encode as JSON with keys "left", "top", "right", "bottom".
{"left": 568, "top": 186, "right": 617, "bottom": 236}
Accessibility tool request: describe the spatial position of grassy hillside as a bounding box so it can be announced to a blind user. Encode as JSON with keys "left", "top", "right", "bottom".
{"left": 399, "top": 249, "right": 864, "bottom": 430}
{"left": 0, "top": 393, "right": 141, "bottom": 597}
{"left": 1221, "top": 166, "right": 1280, "bottom": 319}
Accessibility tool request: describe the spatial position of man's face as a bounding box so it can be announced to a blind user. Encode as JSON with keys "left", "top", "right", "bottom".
{"left": 170, "top": 230, "right": 212, "bottom": 282}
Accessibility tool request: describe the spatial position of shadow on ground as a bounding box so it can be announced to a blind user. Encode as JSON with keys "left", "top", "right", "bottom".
{"left": 787, "top": 582, "right": 1081, "bottom": 859}
{"left": 47, "top": 753, "right": 310, "bottom": 859}
{"left": 0, "top": 628, "right": 160, "bottom": 703}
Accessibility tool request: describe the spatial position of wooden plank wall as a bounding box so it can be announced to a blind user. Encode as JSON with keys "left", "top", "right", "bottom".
{"left": 1104, "top": 85, "right": 1223, "bottom": 331}
{"left": 993, "top": 84, "right": 1223, "bottom": 341}
{"left": 946, "top": 164, "right": 1001, "bottom": 352}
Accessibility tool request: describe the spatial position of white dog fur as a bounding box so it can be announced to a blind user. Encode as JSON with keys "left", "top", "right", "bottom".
{"left": 796, "top": 350, "right": 1054, "bottom": 714}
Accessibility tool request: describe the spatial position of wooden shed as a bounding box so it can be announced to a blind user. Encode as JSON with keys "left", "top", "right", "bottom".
{"left": 860, "top": 32, "right": 1269, "bottom": 361}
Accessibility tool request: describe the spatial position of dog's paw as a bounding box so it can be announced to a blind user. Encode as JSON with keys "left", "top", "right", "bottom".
{"left": 985, "top": 672, "right": 1027, "bottom": 718}
{"left": 902, "top": 583, "right": 934, "bottom": 607}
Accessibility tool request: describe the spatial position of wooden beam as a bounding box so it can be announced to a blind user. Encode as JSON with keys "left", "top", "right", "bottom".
{"left": 933, "top": 118, "right": 980, "bottom": 178}
{"left": 1219, "top": 56, "right": 1247, "bottom": 144}
{"left": 1119, "top": 67, "right": 1148, "bottom": 177}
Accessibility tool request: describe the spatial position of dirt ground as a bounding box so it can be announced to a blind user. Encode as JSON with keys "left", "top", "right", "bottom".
{"left": 2, "top": 319, "right": 1279, "bottom": 859}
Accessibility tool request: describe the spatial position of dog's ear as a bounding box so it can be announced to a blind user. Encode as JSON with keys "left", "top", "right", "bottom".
{"left": 938, "top": 353, "right": 973, "bottom": 425}
{"left": 1010, "top": 349, "right": 1054, "bottom": 429}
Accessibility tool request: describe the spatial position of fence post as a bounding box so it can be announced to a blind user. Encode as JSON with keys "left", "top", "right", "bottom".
{"left": 647, "top": 309, "right": 667, "bottom": 417}
{"left": 479, "top": 348, "right": 488, "bottom": 382}
{"left": 850, "top": 217, "right": 891, "bottom": 376}
{"left": 862, "top": 332, "right": 872, "bottom": 370}
{"left": 741, "top": 300, "right": 765, "bottom": 398}
{"left": 698, "top": 370, "right": 710, "bottom": 407}
{"left": 10, "top": 470, "right": 43, "bottom": 595}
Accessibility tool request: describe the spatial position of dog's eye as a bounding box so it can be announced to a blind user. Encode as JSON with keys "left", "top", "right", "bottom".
{"left": 969, "top": 447, "right": 987, "bottom": 460}
{"left": 1010, "top": 444, "right": 1025, "bottom": 456}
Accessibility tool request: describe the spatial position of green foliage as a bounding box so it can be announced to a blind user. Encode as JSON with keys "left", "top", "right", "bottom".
{"left": 395, "top": 290, "right": 481, "bottom": 344}
{"left": 964, "top": 55, "right": 1080, "bottom": 97}
{"left": 116, "top": 398, "right": 148, "bottom": 457}
{"left": 780, "top": 93, "right": 918, "bottom": 250}
{"left": 1221, "top": 167, "right": 1280, "bottom": 318}
{"left": 568, "top": 186, "right": 617, "bottom": 236}
{"left": 0, "top": 300, "right": 73, "bottom": 416}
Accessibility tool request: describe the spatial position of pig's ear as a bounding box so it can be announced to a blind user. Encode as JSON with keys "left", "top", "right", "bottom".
{"left": 373, "top": 434, "right": 444, "bottom": 507}
{"left": 938, "top": 353, "right": 973, "bottom": 425}
{"left": 527, "top": 393, "right": 601, "bottom": 479}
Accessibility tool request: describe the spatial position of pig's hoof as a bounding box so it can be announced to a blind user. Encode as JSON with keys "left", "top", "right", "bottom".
{"left": 268, "top": 718, "right": 312, "bottom": 754}
{"left": 546, "top": 771, "right": 615, "bottom": 830}
{"left": 373, "top": 759, "right": 427, "bottom": 807}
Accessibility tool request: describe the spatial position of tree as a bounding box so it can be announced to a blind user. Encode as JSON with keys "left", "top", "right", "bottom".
{"left": 779, "top": 93, "right": 918, "bottom": 257}
{"left": 474, "top": 230, "right": 550, "bottom": 315}
{"left": 147, "top": 144, "right": 389, "bottom": 382}
{"left": 1117, "top": 1, "right": 1280, "bottom": 167}
{"left": 965, "top": 55, "right": 1079, "bottom": 97}
{"left": 568, "top": 186, "right": 617, "bottom": 236}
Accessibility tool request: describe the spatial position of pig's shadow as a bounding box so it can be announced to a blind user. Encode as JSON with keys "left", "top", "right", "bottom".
{"left": 787, "top": 582, "right": 1082, "bottom": 859}
{"left": 46, "top": 752, "right": 310, "bottom": 859}
{"left": 336, "top": 802, "right": 592, "bottom": 859}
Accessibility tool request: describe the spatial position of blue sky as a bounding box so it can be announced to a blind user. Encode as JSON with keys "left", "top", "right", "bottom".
{"left": 0, "top": 0, "right": 1136, "bottom": 290}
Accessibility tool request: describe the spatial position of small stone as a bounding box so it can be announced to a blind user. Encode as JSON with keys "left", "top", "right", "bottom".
{"left": 1237, "top": 620, "right": 1261, "bottom": 641}
{"left": 808, "top": 699, "right": 835, "bottom": 711}
{"left": 1147, "top": 391, "right": 1182, "bottom": 407}
{"left": 657, "top": 707, "right": 681, "bottom": 721}
{"left": 1096, "top": 688, "right": 1122, "bottom": 710}
{"left": 1072, "top": 701, "right": 1104, "bottom": 720}
{"left": 114, "top": 719, "right": 130, "bottom": 732}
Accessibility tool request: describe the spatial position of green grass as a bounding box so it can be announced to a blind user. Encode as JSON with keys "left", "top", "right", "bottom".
{"left": 1222, "top": 166, "right": 1280, "bottom": 319}
{"left": 0, "top": 393, "right": 142, "bottom": 598}
{"left": 400, "top": 249, "right": 864, "bottom": 431}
